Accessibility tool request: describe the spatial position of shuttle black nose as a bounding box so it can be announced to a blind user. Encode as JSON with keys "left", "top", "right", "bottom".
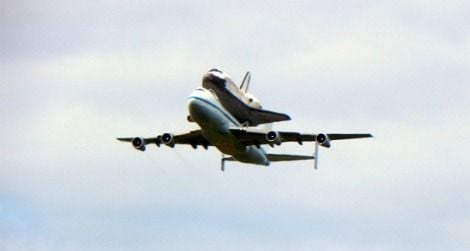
{"left": 203, "top": 72, "right": 215, "bottom": 81}
{"left": 209, "top": 68, "right": 223, "bottom": 74}
{"left": 202, "top": 72, "right": 226, "bottom": 89}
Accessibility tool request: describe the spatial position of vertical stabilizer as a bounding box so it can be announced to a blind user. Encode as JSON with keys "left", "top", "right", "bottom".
{"left": 240, "top": 71, "right": 251, "bottom": 93}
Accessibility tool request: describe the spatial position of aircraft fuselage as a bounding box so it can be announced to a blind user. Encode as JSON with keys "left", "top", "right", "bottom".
{"left": 188, "top": 87, "right": 269, "bottom": 165}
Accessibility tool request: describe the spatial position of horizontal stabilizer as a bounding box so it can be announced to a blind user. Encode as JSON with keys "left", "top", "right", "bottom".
{"left": 266, "top": 154, "right": 314, "bottom": 162}
{"left": 221, "top": 154, "right": 313, "bottom": 163}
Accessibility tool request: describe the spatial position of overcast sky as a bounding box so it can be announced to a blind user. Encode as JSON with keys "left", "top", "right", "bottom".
{"left": 1, "top": 0, "right": 470, "bottom": 250}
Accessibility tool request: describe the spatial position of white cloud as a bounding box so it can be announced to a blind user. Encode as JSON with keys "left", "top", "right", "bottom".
{"left": 1, "top": 0, "right": 469, "bottom": 251}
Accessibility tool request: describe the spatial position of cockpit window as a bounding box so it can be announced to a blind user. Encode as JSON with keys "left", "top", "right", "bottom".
{"left": 209, "top": 68, "right": 223, "bottom": 73}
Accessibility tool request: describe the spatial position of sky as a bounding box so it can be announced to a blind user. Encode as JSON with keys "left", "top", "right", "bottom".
{"left": 1, "top": 0, "right": 470, "bottom": 250}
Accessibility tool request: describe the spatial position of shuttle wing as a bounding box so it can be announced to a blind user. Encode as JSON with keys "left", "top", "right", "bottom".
{"left": 244, "top": 107, "right": 291, "bottom": 126}
{"left": 212, "top": 87, "right": 290, "bottom": 126}
{"left": 225, "top": 99, "right": 291, "bottom": 126}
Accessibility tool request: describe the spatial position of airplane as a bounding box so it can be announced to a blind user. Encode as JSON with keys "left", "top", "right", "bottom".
{"left": 118, "top": 68, "right": 372, "bottom": 171}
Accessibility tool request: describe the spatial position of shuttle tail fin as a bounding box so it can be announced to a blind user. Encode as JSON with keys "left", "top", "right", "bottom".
{"left": 240, "top": 71, "right": 251, "bottom": 93}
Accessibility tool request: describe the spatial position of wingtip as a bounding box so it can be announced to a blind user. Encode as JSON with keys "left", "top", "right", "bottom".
{"left": 116, "top": 137, "right": 133, "bottom": 142}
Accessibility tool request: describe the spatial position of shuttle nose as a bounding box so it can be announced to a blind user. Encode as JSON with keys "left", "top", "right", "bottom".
{"left": 202, "top": 71, "right": 226, "bottom": 89}
{"left": 203, "top": 72, "right": 215, "bottom": 81}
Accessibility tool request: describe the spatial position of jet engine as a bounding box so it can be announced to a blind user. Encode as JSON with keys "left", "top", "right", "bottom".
{"left": 132, "top": 137, "right": 146, "bottom": 151}
{"left": 266, "top": 131, "right": 282, "bottom": 145}
{"left": 161, "top": 133, "right": 175, "bottom": 148}
{"left": 316, "top": 133, "right": 331, "bottom": 148}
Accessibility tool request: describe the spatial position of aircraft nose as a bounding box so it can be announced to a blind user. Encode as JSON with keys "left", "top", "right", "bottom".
{"left": 188, "top": 97, "right": 210, "bottom": 123}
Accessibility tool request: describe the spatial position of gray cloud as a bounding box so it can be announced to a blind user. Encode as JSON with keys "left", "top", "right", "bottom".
{"left": 1, "top": 0, "right": 470, "bottom": 250}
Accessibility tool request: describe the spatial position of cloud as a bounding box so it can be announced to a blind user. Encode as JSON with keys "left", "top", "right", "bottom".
{"left": 1, "top": 0, "right": 470, "bottom": 251}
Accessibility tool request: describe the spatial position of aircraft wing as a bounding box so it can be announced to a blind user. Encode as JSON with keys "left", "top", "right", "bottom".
{"left": 229, "top": 129, "right": 372, "bottom": 146}
{"left": 117, "top": 130, "right": 212, "bottom": 151}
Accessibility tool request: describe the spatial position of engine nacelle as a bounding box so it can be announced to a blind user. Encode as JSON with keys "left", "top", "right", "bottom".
{"left": 187, "top": 115, "right": 195, "bottom": 122}
{"left": 266, "top": 131, "right": 282, "bottom": 145}
{"left": 132, "top": 137, "right": 146, "bottom": 151}
{"left": 316, "top": 133, "right": 331, "bottom": 148}
{"left": 161, "top": 133, "right": 175, "bottom": 148}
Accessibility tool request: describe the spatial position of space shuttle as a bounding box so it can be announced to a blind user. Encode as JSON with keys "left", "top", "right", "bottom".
{"left": 199, "top": 68, "right": 291, "bottom": 126}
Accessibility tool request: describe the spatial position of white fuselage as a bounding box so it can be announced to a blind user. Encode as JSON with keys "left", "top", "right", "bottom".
{"left": 187, "top": 87, "right": 269, "bottom": 165}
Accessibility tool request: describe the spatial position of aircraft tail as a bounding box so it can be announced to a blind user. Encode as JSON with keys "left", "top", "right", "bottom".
{"left": 220, "top": 153, "right": 314, "bottom": 171}
{"left": 265, "top": 154, "right": 314, "bottom": 162}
